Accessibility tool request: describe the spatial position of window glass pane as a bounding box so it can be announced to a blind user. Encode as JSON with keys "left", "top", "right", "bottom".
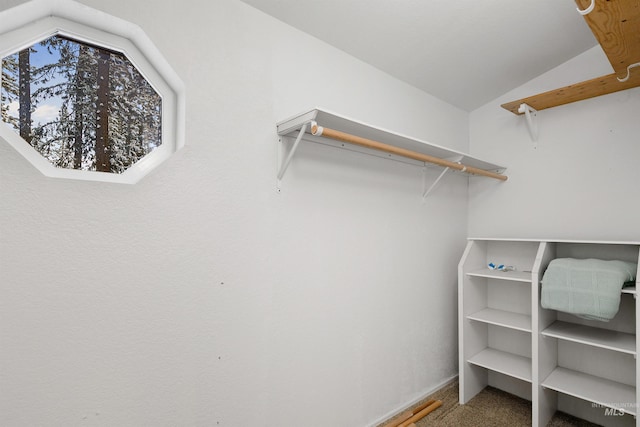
{"left": 1, "top": 35, "right": 162, "bottom": 173}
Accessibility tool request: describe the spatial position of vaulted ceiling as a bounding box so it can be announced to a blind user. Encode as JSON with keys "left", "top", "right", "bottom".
{"left": 240, "top": 0, "right": 600, "bottom": 111}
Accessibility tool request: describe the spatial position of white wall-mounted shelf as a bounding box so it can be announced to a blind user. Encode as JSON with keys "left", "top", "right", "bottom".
{"left": 275, "top": 108, "right": 507, "bottom": 196}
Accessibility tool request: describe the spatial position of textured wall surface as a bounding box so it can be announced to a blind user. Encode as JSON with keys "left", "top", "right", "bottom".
{"left": 469, "top": 46, "right": 640, "bottom": 241}
{"left": 0, "top": 1, "right": 469, "bottom": 426}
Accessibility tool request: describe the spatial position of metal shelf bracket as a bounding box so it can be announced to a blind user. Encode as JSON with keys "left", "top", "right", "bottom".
{"left": 277, "top": 122, "right": 309, "bottom": 191}
{"left": 422, "top": 155, "right": 463, "bottom": 199}
{"left": 518, "top": 103, "right": 538, "bottom": 143}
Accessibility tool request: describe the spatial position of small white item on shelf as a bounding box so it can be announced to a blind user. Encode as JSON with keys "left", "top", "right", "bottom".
{"left": 488, "top": 262, "right": 515, "bottom": 272}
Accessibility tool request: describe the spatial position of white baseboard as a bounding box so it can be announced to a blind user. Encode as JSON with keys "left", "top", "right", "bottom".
{"left": 366, "top": 373, "right": 458, "bottom": 427}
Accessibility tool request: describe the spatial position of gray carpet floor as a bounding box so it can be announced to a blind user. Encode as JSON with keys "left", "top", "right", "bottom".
{"left": 378, "top": 380, "right": 601, "bottom": 427}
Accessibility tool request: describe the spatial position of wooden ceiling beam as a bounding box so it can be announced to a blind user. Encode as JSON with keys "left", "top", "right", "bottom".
{"left": 502, "top": 0, "right": 640, "bottom": 115}
{"left": 576, "top": 0, "right": 640, "bottom": 78}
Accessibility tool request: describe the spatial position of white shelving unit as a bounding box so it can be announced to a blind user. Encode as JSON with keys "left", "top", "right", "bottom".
{"left": 459, "top": 239, "right": 640, "bottom": 427}
{"left": 459, "top": 239, "right": 538, "bottom": 405}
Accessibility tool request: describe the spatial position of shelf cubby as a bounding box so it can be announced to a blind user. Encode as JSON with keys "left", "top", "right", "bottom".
{"left": 542, "top": 321, "right": 636, "bottom": 355}
{"left": 467, "top": 308, "right": 532, "bottom": 333}
{"left": 468, "top": 348, "right": 532, "bottom": 383}
{"left": 542, "top": 367, "right": 636, "bottom": 416}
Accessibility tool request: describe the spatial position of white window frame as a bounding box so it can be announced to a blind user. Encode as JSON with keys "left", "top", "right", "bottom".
{"left": 0, "top": 0, "right": 185, "bottom": 184}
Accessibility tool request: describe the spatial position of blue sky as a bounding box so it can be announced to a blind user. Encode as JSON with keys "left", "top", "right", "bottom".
{"left": 3, "top": 36, "right": 67, "bottom": 127}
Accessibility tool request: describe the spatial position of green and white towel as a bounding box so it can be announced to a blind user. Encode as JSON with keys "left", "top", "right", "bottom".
{"left": 541, "top": 258, "right": 637, "bottom": 321}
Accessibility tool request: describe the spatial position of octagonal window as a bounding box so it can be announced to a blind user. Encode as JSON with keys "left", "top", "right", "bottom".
{"left": 1, "top": 34, "right": 162, "bottom": 174}
{"left": 0, "top": 0, "right": 184, "bottom": 184}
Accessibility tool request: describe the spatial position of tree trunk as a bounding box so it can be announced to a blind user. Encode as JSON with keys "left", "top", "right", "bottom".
{"left": 95, "top": 48, "right": 110, "bottom": 172}
{"left": 18, "top": 48, "right": 31, "bottom": 144}
{"left": 73, "top": 45, "right": 87, "bottom": 169}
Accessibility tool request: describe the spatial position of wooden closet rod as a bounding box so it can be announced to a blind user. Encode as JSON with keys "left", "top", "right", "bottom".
{"left": 310, "top": 123, "right": 507, "bottom": 181}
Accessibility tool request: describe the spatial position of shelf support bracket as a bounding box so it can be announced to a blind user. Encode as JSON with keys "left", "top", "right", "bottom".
{"left": 277, "top": 122, "right": 308, "bottom": 190}
{"left": 518, "top": 103, "right": 538, "bottom": 143}
{"left": 422, "top": 155, "right": 463, "bottom": 199}
{"left": 423, "top": 167, "right": 451, "bottom": 199}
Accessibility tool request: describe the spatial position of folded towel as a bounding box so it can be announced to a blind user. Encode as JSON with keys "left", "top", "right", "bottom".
{"left": 541, "top": 258, "right": 637, "bottom": 321}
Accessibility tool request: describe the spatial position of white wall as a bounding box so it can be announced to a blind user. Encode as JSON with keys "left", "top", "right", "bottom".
{"left": 469, "top": 46, "right": 640, "bottom": 241}
{"left": 0, "top": 1, "right": 469, "bottom": 426}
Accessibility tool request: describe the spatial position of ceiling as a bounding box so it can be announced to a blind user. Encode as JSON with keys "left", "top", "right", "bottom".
{"left": 240, "top": 0, "right": 600, "bottom": 111}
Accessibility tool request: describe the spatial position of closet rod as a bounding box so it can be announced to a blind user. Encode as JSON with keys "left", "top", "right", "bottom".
{"left": 310, "top": 123, "right": 508, "bottom": 181}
